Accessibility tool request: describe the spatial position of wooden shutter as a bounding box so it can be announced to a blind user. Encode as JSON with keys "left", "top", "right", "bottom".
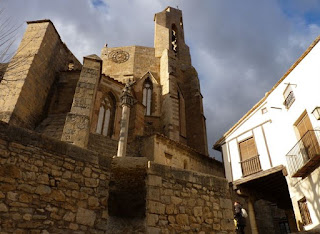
{"left": 239, "top": 137, "right": 258, "bottom": 161}
{"left": 296, "top": 113, "right": 320, "bottom": 158}
{"left": 296, "top": 113, "right": 313, "bottom": 138}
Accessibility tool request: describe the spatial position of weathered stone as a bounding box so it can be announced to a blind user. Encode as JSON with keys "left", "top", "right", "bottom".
{"left": 7, "top": 191, "right": 18, "bottom": 201}
{"left": 82, "top": 167, "right": 92, "bottom": 177}
{"left": 171, "top": 196, "right": 182, "bottom": 205}
{"left": 33, "top": 215, "right": 47, "bottom": 220}
{"left": 148, "top": 175, "right": 162, "bottom": 186}
{"left": 0, "top": 203, "right": 8, "bottom": 212}
{"left": 194, "top": 206, "right": 203, "bottom": 217}
{"left": 63, "top": 212, "right": 76, "bottom": 222}
{"left": 0, "top": 164, "right": 21, "bottom": 178}
{"left": 148, "top": 201, "right": 165, "bottom": 214}
{"left": 23, "top": 213, "right": 32, "bottom": 221}
{"left": 147, "top": 214, "right": 159, "bottom": 226}
{"left": 85, "top": 178, "right": 99, "bottom": 187}
{"left": 76, "top": 207, "right": 96, "bottom": 226}
{"left": 221, "top": 219, "right": 235, "bottom": 231}
{"left": 220, "top": 198, "right": 232, "bottom": 209}
{"left": 69, "top": 223, "right": 79, "bottom": 230}
{"left": 147, "top": 227, "right": 161, "bottom": 234}
{"left": 168, "top": 215, "right": 175, "bottom": 224}
{"left": 223, "top": 209, "right": 233, "bottom": 219}
{"left": 88, "top": 196, "right": 99, "bottom": 207}
{"left": 148, "top": 187, "right": 160, "bottom": 201}
{"left": 50, "top": 190, "right": 66, "bottom": 201}
{"left": 166, "top": 204, "right": 174, "bottom": 214}
{"left": 176, "top": 214, "right": 189, "bottom": 225}
{"left": 19, "top": 193, "right": 32, "bottom": 203}
{"left": 35, "top": 185, "right": 51, "bottom": 195}
{"left": 36, "top": 174, "right": 49, "bottom": 184}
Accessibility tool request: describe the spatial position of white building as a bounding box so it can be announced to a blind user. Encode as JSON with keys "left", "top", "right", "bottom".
{"left": 214, "top": 36, "right": 320, "bottom": 232}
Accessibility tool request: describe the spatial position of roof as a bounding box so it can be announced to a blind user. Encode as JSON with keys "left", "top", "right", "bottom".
{"left": 214, "top": 35, "right": 320, "bottom": 150}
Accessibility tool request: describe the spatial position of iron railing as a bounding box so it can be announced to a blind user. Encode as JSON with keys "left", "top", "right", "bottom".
{"left": 284, "top": 91, "right": 295, "bottom": 109}
{"left": 240, "top": 155, "right": 262, "bottom": 177}
{"left": 286, "top": 130, "right": 320, "bottom": 177}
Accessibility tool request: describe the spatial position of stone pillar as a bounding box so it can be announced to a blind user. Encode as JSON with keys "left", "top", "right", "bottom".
{"left": 61, "top": 54, "right": 102, "bottom": 148}
{"left": 117, "top": 82, "right": 135, "bottom": 157}
{"left": 248, "top": 197, "right": 258, "bottom": 234}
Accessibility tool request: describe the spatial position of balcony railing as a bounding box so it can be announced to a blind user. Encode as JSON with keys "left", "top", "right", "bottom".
{"left": 286, "top": 130, "right": 320, "bottom": 177}
{"left": 284, "top": 91, "right": 295, "bottom": 109}
{"left": 241, "top": 155, "right": 262, "bottom": 177}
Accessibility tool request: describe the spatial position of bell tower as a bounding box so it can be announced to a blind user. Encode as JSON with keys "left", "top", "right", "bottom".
{"left": 154, "top": 7, "right": 208, "bottom": 155}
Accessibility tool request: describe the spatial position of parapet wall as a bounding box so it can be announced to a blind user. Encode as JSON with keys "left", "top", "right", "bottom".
{"left": 0, "top": 121, "right": 111, "bottom": 233}
{"left": 146, "top": 162, "right": 235, "bottom": 233}
{"left": 142, "top": 134, "right": 225, "bottom": 177}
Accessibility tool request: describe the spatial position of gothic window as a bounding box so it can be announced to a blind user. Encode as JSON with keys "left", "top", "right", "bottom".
{"left": 143, "top": 78, "right": 153, "bottom": 116}
{"left": 171, "top": 24, "right": 178, "bottom": 54}
{"left": 96, "top": 93, "right": 116, "bottom": 137}
{"left": 178, "top": 90, "right": 186, "bottom": 137}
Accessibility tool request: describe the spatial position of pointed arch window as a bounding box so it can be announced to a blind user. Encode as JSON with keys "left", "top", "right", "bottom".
{"left": 171, "top": 24, "right": 178, "bottom": 54}
{"left": 143, "top": 78, "right": 153, "bottom": 116}
{"left": 96, "top": 93, "right": 116, "bottom": 137}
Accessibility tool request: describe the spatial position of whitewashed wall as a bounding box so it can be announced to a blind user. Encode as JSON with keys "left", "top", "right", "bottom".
{"left": 220, "top": 39, "right": 320, "bottom": 229}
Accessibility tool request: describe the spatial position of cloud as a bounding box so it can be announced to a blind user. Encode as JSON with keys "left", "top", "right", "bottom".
{"left": 2, "top": 0, "right": 320, "bottom": 160}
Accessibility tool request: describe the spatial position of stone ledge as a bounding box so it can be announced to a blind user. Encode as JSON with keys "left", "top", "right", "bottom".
{"left": 0, "top": 121, "right": 111, "bottom": 168}
{"left": 148, "top": 162, "right": 228, "bottom": 189}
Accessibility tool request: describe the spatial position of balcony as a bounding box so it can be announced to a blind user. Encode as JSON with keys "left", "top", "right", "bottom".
{"left": 241, "top": 155, "right": 262, "bottom": 177}
{"left": 286, "top": 130, "right": 320, "bottom": 177}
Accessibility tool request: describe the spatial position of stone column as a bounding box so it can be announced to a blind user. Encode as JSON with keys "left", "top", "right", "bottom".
{"left": 61, "top": 54, "right": 102, "bottom": 148}
{"left": 117, "top": 82, "right": 135, "bottom": 157}
{"left": 248, "top": 197, "right": 258, "bottom": 234}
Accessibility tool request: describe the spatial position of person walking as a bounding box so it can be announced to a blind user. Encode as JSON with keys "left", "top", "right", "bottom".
{"left": 234, "top": 201, "right": 246, "bottom": 234}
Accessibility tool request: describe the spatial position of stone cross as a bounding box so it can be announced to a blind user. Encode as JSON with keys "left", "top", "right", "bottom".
{"left": 116, "top": 80, "right": 135, "bottom": 157}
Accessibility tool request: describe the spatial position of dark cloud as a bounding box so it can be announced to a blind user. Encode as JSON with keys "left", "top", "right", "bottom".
{"left": 2, "top": 0, "right": 320, "bottom": 160}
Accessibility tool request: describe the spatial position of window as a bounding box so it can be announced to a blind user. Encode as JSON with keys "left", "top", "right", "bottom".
{"left": 261, "top": 107, "right": 268, "bottom": 114}
{"left": 239, "top": 137, "right": 258, "bottom": 161}
{"left": 298, "top": 197, "right": 312, "bottom": 226}
{"left": 96, "top": 93, "right": 116, "bottom": 137}
{"left": 142, "top": 78, "right": 153, "bottom": 116}
{"left": 239, "top": 137, "right": 261, "bottom": 176}
{"left": 171, "top": 24, "right": 178, "bottom": 54}
{"left": 283, "top": 85, "right": 295, "bottom": 109}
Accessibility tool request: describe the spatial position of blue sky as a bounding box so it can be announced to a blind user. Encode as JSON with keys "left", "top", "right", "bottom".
{"left": 2, "top": 0, "right": 320, "bottom": 160}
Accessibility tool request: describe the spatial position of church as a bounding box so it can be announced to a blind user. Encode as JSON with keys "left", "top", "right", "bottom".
{"left": 0, "top": 7, "right": 238, "bottom": 233}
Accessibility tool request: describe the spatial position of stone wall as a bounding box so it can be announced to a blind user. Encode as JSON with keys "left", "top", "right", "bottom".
{"left": 142, "top": 134, "right": 225, "bottom": 177}
{"left": 0, "top": 121, "right": 111, "bottom": 233}
{"left": 0, "top": 20, "right": 81, "bottom": 129}
{"left": 146, "top": 162, "right": 235, "bottom": 233}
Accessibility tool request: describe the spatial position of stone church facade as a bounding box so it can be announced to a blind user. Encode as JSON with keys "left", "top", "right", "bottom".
{"left": 0, "top": 7, "right": 236, "bottom": 233}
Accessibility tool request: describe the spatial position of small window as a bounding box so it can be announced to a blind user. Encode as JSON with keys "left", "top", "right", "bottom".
{"left": 261, "top": 107, "right": 268, "bottom": 114}
{"left": 142, "top": 78, "right": 153, "bottom": 116}
{"left": 171, "top": 24, "right": 178, "bottom": 55}
{"left": 283, "top": 85, "right": 295, "bottom": 109}
{"left": 183, "top": 160, "right": 188, "bottom": 169}
{"left": 96, "top": 93, "right": 116, "bottom": 137}
{"left": 298, "top": 197, "right": 312, "bottom": 226}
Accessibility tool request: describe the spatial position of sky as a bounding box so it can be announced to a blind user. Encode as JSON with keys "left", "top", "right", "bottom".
{"left": 2, "top": 0, "right": 320, "bottom": 160}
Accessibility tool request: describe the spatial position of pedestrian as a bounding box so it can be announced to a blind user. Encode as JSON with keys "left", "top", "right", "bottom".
{"left": 234, "top": 201, "right": 246, "bottom": 234}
